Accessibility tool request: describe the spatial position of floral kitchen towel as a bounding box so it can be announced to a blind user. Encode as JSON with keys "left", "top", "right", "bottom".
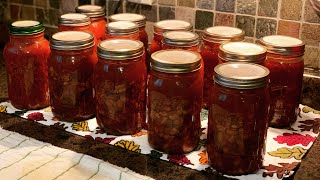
{"left": 0, "top": 101, "right": 319, "bottom": 179}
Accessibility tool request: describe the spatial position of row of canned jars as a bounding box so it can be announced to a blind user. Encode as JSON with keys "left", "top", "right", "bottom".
{"left": 3, "top": 8, "right": 304, "bottom": 176}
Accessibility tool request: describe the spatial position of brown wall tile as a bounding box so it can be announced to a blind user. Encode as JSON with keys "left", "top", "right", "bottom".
{"left": 21, "top": 6, "right": 35, "bottom": 20}
{"left": 126, "top": 2, "right": 141, "bottom": 14}
{"left": 175, "top": 7, "right": 195, "bottom": 28}
{"left": 10, "top": 4, "right": 21, "bottom": 21}
{"left": 237, "top": 0, "right": 256, "bottom": 15}
{"left": 301, "top": 23, "right": 320, "bottom": 46}
{"left": 35, "top": 0, "right": 47, "bottom": 8}
{"left": 145, "top": 21, "right": 154, "bottom": 43}
{"left": 258, "top": 0, "right": 278, "bottom": 17}
{"left": 159, "top": 6, "right": 175, "bottom": 21}
{"left": 215, "top": 13, "right": 234, "bottom": 27}
{"left": 61, "top": 0, "right": 78, "bottom": 14}
{"left": 280, "top": 0, "right": 303, "bottom": 21}
{"left": 304, "top": 46, "right": 320, "bottom": 68}
{"left": 36, "top": 8, "right": 50, "bottom": 24}
{"left": 216, "top": 0, "right": 235, "bottom": 13}
{"left": 277, "top": 20, "right": 300, "bottom": 38}
{"left": 304, "top": 0, "right": 320, "bottom": 23}
{"left": 236, "top": 15, "right": 255, "bottom": 37}
{"left": 158, "top": 0, "right": 176, "bottom": 6}
{"left": 256, "top": 18, "right": 277, "bottom": 39}
{"left": 195, "top": 10, "right": 213, "bottom": 30}
{"left": 196, "top": 0, "right": 214, "bottom": 10}
{"left": 177, "top": 0, "right": 194, "bottom": 8}
{"left": 141, "top": 5, "right": 157, "bottom": 22}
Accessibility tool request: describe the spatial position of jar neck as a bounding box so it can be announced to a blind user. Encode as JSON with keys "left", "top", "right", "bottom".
{"left": 58, "top": 24, "right": 90, "bottom": 31}
{"left": 10, "top": 32, "right": 45, "bottom": 42}
{"left": 266, "top": 52, "right": 303, "bottom": 59}
{"left": 51, "top": 47, "right": 93, "bottom": 55}
{"left": 202, "top": 39, "right": 221, "bottom": 47}
{"left": 90, "top": 16, "right": 106, "bottom": 22}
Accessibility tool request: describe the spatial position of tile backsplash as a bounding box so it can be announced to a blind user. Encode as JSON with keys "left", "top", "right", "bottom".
{"left": 1, "top": 0, "right": 320, "bottom": 68}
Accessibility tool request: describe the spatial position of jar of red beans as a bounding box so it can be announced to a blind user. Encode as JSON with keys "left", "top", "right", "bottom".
{"left": 105, "top": 21, "right": 140, "bottom": 40}
{"left": 94, "top": 39, "right": 147, "bottom": 135}
{"left": 58, "top": 13, "right": 91, "bottom": 32}
{"left": 4, "top": 20, "right": 50, "bottom": 110}
{"left": 48, "top": 31, "right": 96, "bottom": 122}
{"left": 200, "top": 26, "right": 245, "bottom": 108}
{"left": 162, "top": 31, "right": 199, "bottom": 52}
{"left": 148, "top": 50, "right": 203, "bottom": 154}
{"left": 109, "top": 13, "right": 148, "bottom": 50}
{"left": 150, "top": 20, "right": 193, "bottom": 55}
{"left": 259, "top": 35, "right": 305, "bottom": 128}
{"left": 76, "top": 5, "right": 107, "bottom": 41}
{"left": 207, "top": 62, "right": 270, "bottom": 175}
{"left": 219, "top": 42, "right": 266, "bottom": 65}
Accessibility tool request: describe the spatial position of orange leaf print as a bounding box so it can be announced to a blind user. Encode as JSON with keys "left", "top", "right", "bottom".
{"left": 198, "top": 150, "right": 208, "bottom": 165}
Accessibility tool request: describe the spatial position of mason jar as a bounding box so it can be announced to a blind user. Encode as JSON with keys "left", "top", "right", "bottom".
{"left": 148, "top": 49, "right": 203, "bottom": 154}
{"left": 94, "top": 39, "right": 147, "bottom": 135}
{"left": 162, "top": 31, "right": 199, "bottom": 52}
{"left": 105, "top": 21, "right": 140, "bottom": 41}
{"left": 48, "top": 31, "right": 96, "bottom": 122}
{"left": 58, "top": 13, "right": 91, "bottom": 32}
{"left": 200, "top": 26, "right": 245, "bottom": 108}
{"left": 3, "top": 20, "right": 50, "bottom": 110}
{"left": 259, "top": 35, "right": 305, "bottom": 128}
{"left": 207, "top": 62, "right": 270, "bottom": 175}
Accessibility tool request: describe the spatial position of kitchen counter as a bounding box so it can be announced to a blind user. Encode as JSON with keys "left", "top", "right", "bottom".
{"left": 0, "top": 53, "right": 319, "bottom": 179}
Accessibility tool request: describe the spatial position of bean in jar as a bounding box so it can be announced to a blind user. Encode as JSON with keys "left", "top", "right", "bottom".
{"left": 208, "top": 63, "right": 270, "bottom": 175}
{"left": 259, "top": 35, "right": 305, "bottom": 128}
{"left": 48, "top": 31, "right": 96, "bottom": 122}
{"left": 3, "top": 20, "right": 50, "bottom": 110}
{"left": 218, "top": 42, "right": 266, "bottom": 65}
{"left": 94, "top": 39, "right": 147, "bottom": 135}
{"left": 200, "top": 26, "right": 244, "bottom": 109}
{"left": 105, "top": 21, "right": 140, "bottom": 41}
{"left": 109, "top": 13, "right": 148, "bottom": 50}
{"left": 148, "top": 50, "right": 203, "bottom": 154}
{"left": 162, "top": 31, "right": 199, "bottom": 52}
{"left": 76, "top": 5, "right": 107, "bottom": 42}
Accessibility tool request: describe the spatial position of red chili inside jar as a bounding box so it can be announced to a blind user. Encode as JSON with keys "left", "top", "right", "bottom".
{"left": 148, "top": 50, "right": 203, "bottom": 154}
{"left": 219, "top": 42, "right": 266, "bottom": 65}
{"left": 109, "top": 13, "right": 148, "bottom": 50}
{"left": 105, "top": 21, "right": 140, "bottom": 41}
{"left": 48, "top": 31, "right": 96, "bottom": 122}
{"left": 94, "top": 39, "right": 147, "bottom": 135}
{"left": 259, "top": 35, "right": 305, "bottom": 128}
{"left": 200, "top": 26, "right": 245, "bottom": 109}
{"left": 76, "top": 5, "right": 107, "bottom": 42}
{"left": 4, "top": 20, "right": 50, "bottom": 110}
{"left": 208, "top": 62, "right": 270, "bottom": 175}
{"left": 162, "top": 31, "right": 199, "bottom": 52}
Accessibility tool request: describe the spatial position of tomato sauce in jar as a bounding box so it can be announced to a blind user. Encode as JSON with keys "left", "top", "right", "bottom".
{"left": 219, "top": 42, "right": 266, "bottom": 65}
{"left": 48, "top": 31, "right": 96, "bottom": 122}
{"left": 259, "top": 35, "right": 305, "bottom": 128}
{"left": 109, "top": 13, "right": 148, "bottom": 50}
{"left": 94, "top": 39, "right": 147, "bottom": 135}
{"left": 4, "top": 20, "right": 50, "bottom": 110}
{"left": 148, "top": 50, "right": 203, "bottom": 154}
{"left": 200, "top": 26, "right": 244, "bottom": 108}
{"left": 105, "top": 21, "right": 140, "bottom": 40}
{"left": 162, "top": 31, "right": 199, "bottom": 52}
{"left": 76, "top": 5, "right": 107, "bottom": 42}
{"left": 208, "top": 63, "right": 270, "bottom": 175}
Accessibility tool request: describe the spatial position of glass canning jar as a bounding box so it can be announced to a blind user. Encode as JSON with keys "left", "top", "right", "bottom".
{"left": 259, "top": 35, "right": 305, "bottom": 128}
{"left": 208, "top": 62, "right": 270, "bottom": 175}
{"left": 94, "top": 39, "right": 147, "bottom": 135}
{"left": 76, "top": 5, "right": 107, "bottom": 42}
{"left": 148, "top": 49, "right": 203, "bottom": 154}
{"left": 218, "top": 42, "right": 266, "bottom": 65}
{"left": 58, "top": 13, "right": 91, "bottom": 32}
{"left": 200, "top": 26, "right": 245, "bottom": 109}
{"left": 109, "top": 13, "right": 148, "bottom": 50}
{"left": 105, "top": 21, "right": 140, "bottom": 40}
{"left": 162, "top": 31, "right": 199, "bottom": 52}
{"left": 48, "top": 31, "right": 97, "bottom": 122}
{"left": 3, "top": 20, "right": 50, "bottom": 110}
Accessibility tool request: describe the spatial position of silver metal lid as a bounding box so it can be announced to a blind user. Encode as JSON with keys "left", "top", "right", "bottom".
{"left": 219, "top": 42, "right": 267, "bottom": 63}
{"left": 50, "top": 31, "right": 94, "bottom": 50}
{"left": 214, "top": 62, "right": 269, "bottom": 89}
{"left": 106, "top": 21, "right": 139, "bottom": 36}
{"left": 75, "top": 5, "right": 105, "bottom": 18}
{"left": 154, "top": 20, "right": 193, "bottom": 35}
{"left": 151, "top": 49, "right": 201, "bottom": 73}
{"left": 258, "top": 35, "right": 305, "bottom": 56}
{"left": 162, "top": 31, "right": 199, "bottom": 47}
{"left": 203, "top": 26, "right": 245, "bottom": 43}
{"left": 109, "top": 13, "right": 146, "bottom": 27}
{"left": 97, "top": 39, "right": 144, "bottom": 60}
{"left": 59, "top": 13, "right": 91, "bottom": 26}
